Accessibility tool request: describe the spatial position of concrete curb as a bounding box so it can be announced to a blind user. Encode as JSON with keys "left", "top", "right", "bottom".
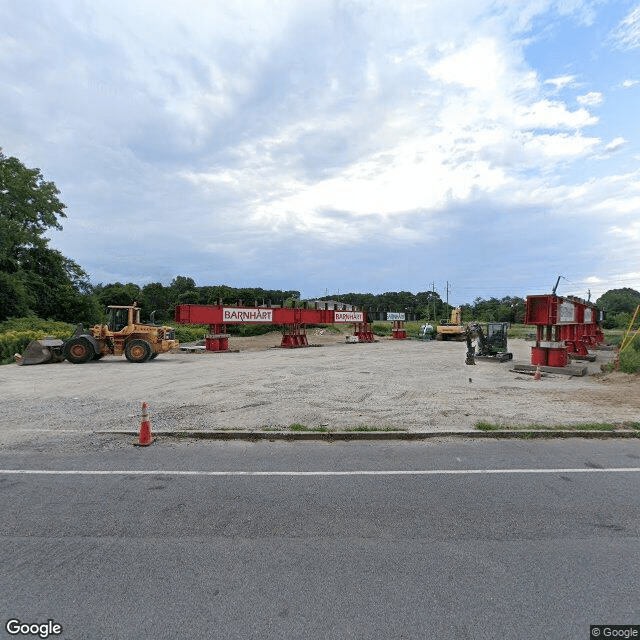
{"left": 98, "top": 429, "right": 640, "bottom": 441}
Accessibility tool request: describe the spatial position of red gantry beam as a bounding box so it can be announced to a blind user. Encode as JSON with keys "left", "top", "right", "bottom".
{"left": 174, "top": 304, "right": 374, "bottom": 350}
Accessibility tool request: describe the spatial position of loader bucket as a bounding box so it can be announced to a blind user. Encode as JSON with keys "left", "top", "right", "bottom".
{"left": 18, "top": 337, "right": 65, "bottom": 366}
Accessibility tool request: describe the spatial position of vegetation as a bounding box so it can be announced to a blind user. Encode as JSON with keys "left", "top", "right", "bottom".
{"left": 0, "top": 150, "right": 102, "bottom": 325}
{"left": 371, "top": 322, "right": 392, "bottom": 336}
{"left": 0, "top": 318, "right": 76, "bottom": 365}
{"left": 595, "top": 288, "right": 640, "bottom": 329}
{"left": 283, "top": 423, "right": 406, "bottom": 432}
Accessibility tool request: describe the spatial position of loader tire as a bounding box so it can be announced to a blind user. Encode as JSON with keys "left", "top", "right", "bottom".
{"left": 125, "top": 339, "right": 152, "bottom": 363}
{"left": 64, "top": 337, "right": 94, "bottom": 364}
{"left": 149, "top": 352, "right": 158, "bottom": 359}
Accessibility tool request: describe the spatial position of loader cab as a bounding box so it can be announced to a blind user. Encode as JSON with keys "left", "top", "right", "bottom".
{"left": 106, "top": 304, "right": 141, "bottom": 332}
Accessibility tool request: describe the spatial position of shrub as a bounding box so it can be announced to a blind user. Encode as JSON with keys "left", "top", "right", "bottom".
{"left": 0, "top": 318, "right": 77, "bottom": 365}
{"left": 619, "top": 345, "right": 640, "bottom": 374}
{"left": 0, "top": 317, "right": 76, "bottom": 335}
{"left": 1, "top": 330, "right": 55, "bottom": 365}
{"left": 174, "top": 325, "right": 208, "bottom": 343}
{"left": 372, "top": 322, "right": 392, "bottom": 336}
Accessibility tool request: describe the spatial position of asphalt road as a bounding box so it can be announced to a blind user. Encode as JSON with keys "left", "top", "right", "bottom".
{"left": 1, "top": 438, "right": 639, "bottom": 640}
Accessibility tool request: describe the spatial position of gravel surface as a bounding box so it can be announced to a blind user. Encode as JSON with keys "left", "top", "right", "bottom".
{"left": 1, "top": 334, "right": 637, "bottom": 446}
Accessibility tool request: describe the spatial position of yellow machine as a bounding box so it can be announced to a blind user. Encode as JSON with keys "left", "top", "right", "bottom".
{"left": 436, "top": 307, "right": 465, "bottom": 341}
{"left": 63, "top": 303, "right": 179, "bottom": 363}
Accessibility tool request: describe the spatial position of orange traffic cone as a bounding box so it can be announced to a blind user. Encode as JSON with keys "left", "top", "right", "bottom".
{"left": 136, "top": 402, "right": 154, "bottom": 446}
{"left": 534, "top": 365, "right": 541, "bottom": 381}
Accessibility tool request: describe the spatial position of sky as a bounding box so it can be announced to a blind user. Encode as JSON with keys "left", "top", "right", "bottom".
{"left": 1, "top": 0, "right": 640, "bottom": 306}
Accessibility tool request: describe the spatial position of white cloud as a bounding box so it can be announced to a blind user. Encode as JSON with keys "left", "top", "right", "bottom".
{"left": 428, "top": 38, "right": 508, "bottom": 91}
{"left": 609, "top": 222, "right": 640, "bottom": 240}
{"left": 1, "top": 0, "right": 637, "bottom": 297}
{"left": 544, "top": 75, "right": 577, "bottom": 90}
{"left": 622, "top": 79, "right": 639, "bottom": 88}
{"left": 611, "top": 5, "right": 640, "bottom": 49}
{"left": 604, "top": 137, "right": 626, "bottom": 153}
{"left": 576, "top": 91, "right": 603, "bottom": 106}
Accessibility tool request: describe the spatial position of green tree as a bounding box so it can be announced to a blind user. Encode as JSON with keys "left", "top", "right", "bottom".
{"left": 0, "top": 149, "right": 101, "bottom": 324}
{"left": 94, "top": 282, "right": 142, "bottom": 308}
{"left": 140, "top": 282, "right": 172, "bottom": 322}
{"left": 596, "top": 288, "right": 640, "bottom": 328}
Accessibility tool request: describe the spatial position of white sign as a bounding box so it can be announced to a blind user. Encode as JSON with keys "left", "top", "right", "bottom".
{"left": 223, "top": 307, "right": 273, "bottom": 323}
{"left": 387, "top": 312, "right": 405, "bottom": 321}
{"left": 558, "top": 301, "right": 575, "bottom": 324}
{"left": 334, "top": 311, "right": 364, "bottom": 323}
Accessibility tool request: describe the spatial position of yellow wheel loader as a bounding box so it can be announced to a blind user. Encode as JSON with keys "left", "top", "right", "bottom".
{"left": 63, "top": 303, "right": 179, "bottom": 364}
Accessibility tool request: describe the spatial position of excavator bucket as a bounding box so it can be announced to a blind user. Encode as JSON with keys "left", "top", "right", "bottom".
{"left": 18, "top": 337, "right": 65, "bottom": 366}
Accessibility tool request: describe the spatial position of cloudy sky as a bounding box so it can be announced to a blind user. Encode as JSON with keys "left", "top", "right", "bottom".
{"left": 2, "top": 0, "right": 640, "bottom": 304}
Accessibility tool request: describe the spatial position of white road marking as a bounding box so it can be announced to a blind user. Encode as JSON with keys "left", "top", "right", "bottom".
{"left": 0, "top": 468, "right": 639, "bottom": 477}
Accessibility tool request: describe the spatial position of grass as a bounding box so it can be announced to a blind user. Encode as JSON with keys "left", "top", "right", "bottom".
{"left": 345, "top": 425, "right": 407, "bottom": 432}
{"left": 284, "top": 423, "right": 406, "bottom": 432}
{"left": 475, "top": 421, "right": 640, "bottom": 432}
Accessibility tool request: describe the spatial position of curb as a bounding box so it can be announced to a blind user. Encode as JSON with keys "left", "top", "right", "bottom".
{"left": 97, "top": 430, "right": 640, "bottom": 441}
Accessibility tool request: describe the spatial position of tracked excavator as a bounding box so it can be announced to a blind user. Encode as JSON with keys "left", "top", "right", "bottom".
{"left": 436, "top": 307, "right": 465, "bottom": 341}
{"left": 464, "top": 322, "right": 513, "bottom": 364}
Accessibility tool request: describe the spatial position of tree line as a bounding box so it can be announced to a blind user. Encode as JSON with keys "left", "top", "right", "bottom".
{"left": 2, "top": 149, "right": 639, "bottom": 328}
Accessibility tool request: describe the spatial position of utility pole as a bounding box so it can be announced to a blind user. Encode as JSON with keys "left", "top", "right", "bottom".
{"left": 432, "top": 281, "right": 436, "bottom": 320}
{"left": 446, "top": 281, "right": 451, "bottom": 307}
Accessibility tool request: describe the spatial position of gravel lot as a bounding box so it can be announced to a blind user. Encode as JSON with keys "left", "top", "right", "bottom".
{"left": 1, "top": 332, "right": 638, "bottom": 445}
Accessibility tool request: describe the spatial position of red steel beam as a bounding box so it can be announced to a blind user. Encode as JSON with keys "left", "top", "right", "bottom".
{"left": 175, "top": 304, "right": 366, "bottom": 326}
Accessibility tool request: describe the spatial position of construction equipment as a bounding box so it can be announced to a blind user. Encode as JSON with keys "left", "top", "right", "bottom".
{"left": 17, "top": 337, "right": 65, "bottom": 366}
{"left": 436, "top": 307, "right": 465, "bottom": 341}
{"left": 63, "top": 303, "right": 179, "bottom": 364}
{"left": 420, "top": 323, "right": 434, "bottom": 340}
{"left": 464, "top": 322, "right": 513, "bottom": 364}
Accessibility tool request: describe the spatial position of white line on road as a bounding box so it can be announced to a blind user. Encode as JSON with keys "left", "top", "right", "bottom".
{"left": 0, "top": 468, "right": 639, "bottom": 477}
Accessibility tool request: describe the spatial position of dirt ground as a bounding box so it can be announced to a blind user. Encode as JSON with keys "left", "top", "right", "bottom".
{"left": 1, "top": 330, "right": 638, "bottom": 444}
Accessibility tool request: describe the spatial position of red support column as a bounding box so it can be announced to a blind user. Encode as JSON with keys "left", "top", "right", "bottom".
{"left": 281, "top": 324, "right": 308, "bottom": 348}
{"left": 392, "top": 320, "right": 407, "bottom": 339}
{"left": 205, "top": 323, "right": 230, "bottom": 352}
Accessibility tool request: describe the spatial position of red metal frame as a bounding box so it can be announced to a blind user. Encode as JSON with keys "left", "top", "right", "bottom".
{"left": 524, "top": 294, "right": 604, "bottom": 367}
{"left": 175, "top": 304, "right": 373, "bottom": 350}
{"left": 392, "top": 320, "right": 407, "bottom": 340}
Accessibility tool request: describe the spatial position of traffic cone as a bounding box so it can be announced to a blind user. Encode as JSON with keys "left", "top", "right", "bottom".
{"left": 534, "top": 365, "right": 541, "bottom": 381}
{"left": 136, "top": 402, "right": 154, "bottom": 446}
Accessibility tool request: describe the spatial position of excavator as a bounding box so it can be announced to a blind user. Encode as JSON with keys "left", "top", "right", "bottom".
{"left": 436, "top": 307, "right": 465, "bottom": 340}
{"left": 18, "top": 303, "right": 178, "bottom": 365}
{"left": 464, "top": 322, "right": 513, "bottom": 364}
